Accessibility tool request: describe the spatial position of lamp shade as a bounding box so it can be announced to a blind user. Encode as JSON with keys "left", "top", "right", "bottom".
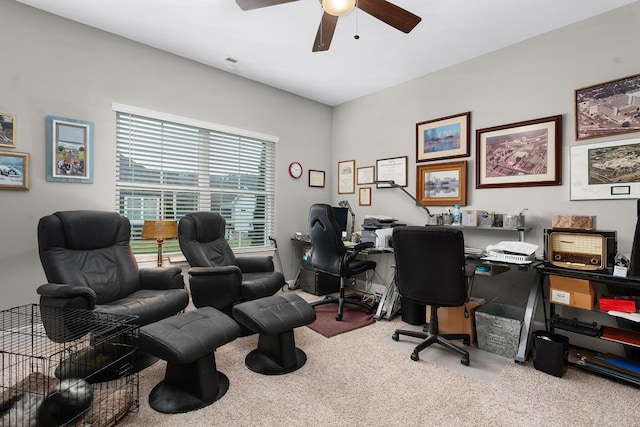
{"left": 141, "top": 219, "right": 178, "bottom": 240}
{"left": 322, "top": 0, "right": 356, "bottom": 16}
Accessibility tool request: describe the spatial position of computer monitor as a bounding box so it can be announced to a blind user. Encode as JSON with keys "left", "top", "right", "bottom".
{"left": 332, "top": 207, "right": 349, "bottom": 236}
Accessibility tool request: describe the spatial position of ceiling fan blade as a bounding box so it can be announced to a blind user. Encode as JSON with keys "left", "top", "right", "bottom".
{"left": 312, "top": 12, "right": 338, "bottom": 52}
{"left": 236, "top": 0, "right": 299, "bottom": 11}
{"left": 357, "top": 0, "right": 421, "bottom": 33}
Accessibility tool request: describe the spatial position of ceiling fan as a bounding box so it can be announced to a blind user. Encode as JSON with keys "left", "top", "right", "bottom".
{"left": 236, "top": 0, "right": 421, "bottom": 52}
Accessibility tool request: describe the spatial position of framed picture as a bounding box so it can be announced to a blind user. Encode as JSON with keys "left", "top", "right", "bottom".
{"left": 357, "top": 166, "right": 375, "bottom": 185}
{"left": 476, "top": 115, "right": 562, "bottom": 189}
{"left": 570, "top": 137, "right": 640, "bottom": 200}
{"left": 575, "top": 74, "right": 640, "bottom": 141}
{"left": 309, "top": 169, "right": 325, "bottom": 188}
{"left": 0, "top": 113, "right": 16, "bottom": 148}
{"left": 0, "top": 151, "right": 29, "bottom": 190}
{"left": 417, "top": 160, "right": 467, "bottom": 206}
{"left": 376, "top": 156, "right": 408, "bottom": 187}
{"left": 338, "top": 160, "right": 355, "bottom": 194}
{"left": 416, "top": 112, "right": 470, "bottom": 162}
{"left": 46, "top": 115, "right": 94, "bottom": 184}
{"left": 359, "top": 187, "right": 372, "bottom": 206}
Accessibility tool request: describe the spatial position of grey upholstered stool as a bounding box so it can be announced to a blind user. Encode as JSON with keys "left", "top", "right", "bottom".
{"left": 232, "top": 293, "right": 316, "bottom": 375}
{"left": 137, "top": 307, "right": 241, "bottom": 414}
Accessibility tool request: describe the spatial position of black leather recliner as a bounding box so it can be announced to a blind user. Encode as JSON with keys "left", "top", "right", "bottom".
{"left": 178, "top": 212, "right": 285, "bottom": 317}
{"left": 36, "top": 210, "right": 190, "bottom": 341}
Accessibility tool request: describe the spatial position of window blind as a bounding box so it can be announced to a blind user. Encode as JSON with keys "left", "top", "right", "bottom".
{"left": 114, "top": 107, "right": 276, "bottom": 255}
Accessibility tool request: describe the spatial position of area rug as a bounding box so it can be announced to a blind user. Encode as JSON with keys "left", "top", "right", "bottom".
{"left": 307, "top": 303, "right": 375, "bottom": 338}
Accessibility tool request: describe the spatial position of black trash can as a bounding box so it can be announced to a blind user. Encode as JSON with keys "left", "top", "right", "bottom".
{"left": 401, "top": 298, "right": 426, "bottom": 325}
{"left": 532, "top": 330, "right": 569, "bottom": 378}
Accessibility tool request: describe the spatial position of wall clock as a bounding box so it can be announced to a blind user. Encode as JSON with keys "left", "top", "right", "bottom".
{"left": 288, "top": 162, "right": 303, "bottom": 179}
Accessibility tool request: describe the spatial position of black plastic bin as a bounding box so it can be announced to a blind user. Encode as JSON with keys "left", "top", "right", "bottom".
{"left": 532, "top": 330, "right": 569, "bottom": 378}
{"left": 401, "top": 298, "right": 426, "bottom": 325}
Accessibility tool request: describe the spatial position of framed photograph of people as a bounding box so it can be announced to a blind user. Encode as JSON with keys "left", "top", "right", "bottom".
{"left": 476, "top": 115, "right": 562, "bottom": 189}
{"left": 570, "top": 137, "right": 640, "bottom": 200}
{"left": 46, "top": 115, "right": 94, "bottom": 183}
{"left": 575, "top": 74, "right": 640, "bottom": 141}
{"left": 416, "top": 112, "right": 470, "bottom": 162}
{"left": 417, "top": 160, "right": 467, "bottom": 206}
{"left": 0, "top": 113, "right": 16, "bottom": 148}
{"left": 0, "top": 151, "right": 29, "bottom": 190}
{"left": 338, "top": 160, "right": 355, "bottom": 194}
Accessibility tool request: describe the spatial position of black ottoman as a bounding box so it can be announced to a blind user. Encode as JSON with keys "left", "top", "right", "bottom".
{"left": 137, "top": 307, "right": 241, "bottom": 414}
{"left": 232, "top": 293, "right": 316, "bottom": 375}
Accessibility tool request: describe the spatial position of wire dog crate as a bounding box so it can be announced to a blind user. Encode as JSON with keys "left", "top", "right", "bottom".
{"left": 0, "top": 304, "right": 140, "bottom": 426}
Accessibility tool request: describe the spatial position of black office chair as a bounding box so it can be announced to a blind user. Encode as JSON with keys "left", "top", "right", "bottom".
{"left": 307, "top": 203, "right": 376, "bottom": 321}
{"left": 391, "top": 226, "right": 475, "bottom": 366}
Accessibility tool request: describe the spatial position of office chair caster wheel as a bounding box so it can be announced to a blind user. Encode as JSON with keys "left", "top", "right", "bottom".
{"left": 410, "top": 352, "right": 420, "bottom": 362}
{"left": 392, "top": 332, "right": 399, "bottom": 341}
{"left": 336, "top": 314, "right": 343, "bottom": 321}
{"left": 461, "top": 356, "right": 469, "bottom": 366}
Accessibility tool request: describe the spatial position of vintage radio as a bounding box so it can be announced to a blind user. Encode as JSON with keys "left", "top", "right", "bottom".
{"left": 544, "top": 229, "right": 617, "bottom": 273}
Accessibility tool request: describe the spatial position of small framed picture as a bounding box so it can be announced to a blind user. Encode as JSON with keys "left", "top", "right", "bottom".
{"left": 338, "top": 160, "right": 355, "bottom": 194}
{"left": 0, "top": 113, "right": 16, "bottom": 148}
{"left": 359, "top": 187, "right": 372, "bottom": 206}
{"left": 416, "top": 112, "right": 471, "bottom": 162}
{"left": 46, "top": 116, "right": 94, "bottom": 184}
{"left": 309, "top": 169, "right": 325, "bottom": 188}
{"left": 0, "top": 151, "right": 29, "bottom": 191}
{"left": 417, "top": 160, "right": 467, "bottom": 206}
{"left": 357, "top": 166, "right": 375, "bottom": 185}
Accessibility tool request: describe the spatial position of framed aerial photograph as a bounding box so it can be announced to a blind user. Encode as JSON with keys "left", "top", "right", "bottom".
{"left": 416, "top": 112, "right": 470, "bottom": 162}
{"left": 338, "top": 159, "right": 355, "bottom": 194}
{"left": 375, "top": 156, "right": 408, "bottom": 188}
{"left": 309, "top": 169, "right": 325, "bottom": 188}
{"left": 575, "top": 74, "right": 640, "bottom": 141}
{"left": 0, "top": 151, "right": 29, "bottom": 190}
{"left": 46, "top": 115, "right": 94, "bottom": 184}
{"left": 476, "top": 115, "right": 562, "bottom": 189}
{"left": 0, "top": 113, "right": 16, "bottom": 148}
{"left": 570, "top": 137, "right": 640, "bottom": 200}
{"left": 359, "top": 187, "right": 372, "bottom": 206}
{"left": 417, "top": 160, "right": 467, "bottom": 206}
{"left": 357, "top": 165, "right": 375, "bottom": 185}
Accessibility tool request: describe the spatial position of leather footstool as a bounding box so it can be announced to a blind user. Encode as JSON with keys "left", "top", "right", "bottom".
{"left": 232, "top": 293, "right": 316, "bottom": 375}
{"left": 137, "top": 307, "right": 241, "bottom": 413}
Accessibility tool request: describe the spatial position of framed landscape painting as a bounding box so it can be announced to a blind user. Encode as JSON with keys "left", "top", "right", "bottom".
{"left": 416, "top": 112, "right": 470, "bottom": 162}
{"left": 0, "top": 151, "right": 29, "bottom": 190}
{"left": 0, "top": 113, "right": 16, "bottom": 148}
{"left": 417, "top": 160, "right": 467, "bottom": 206}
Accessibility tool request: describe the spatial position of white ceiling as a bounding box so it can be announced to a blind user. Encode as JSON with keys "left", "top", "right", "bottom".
{"left": 16, "top": 0, "right": 637, "bottom": 106}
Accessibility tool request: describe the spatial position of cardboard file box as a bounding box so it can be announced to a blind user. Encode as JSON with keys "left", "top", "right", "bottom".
{"left": 549, "top": 276, "right": 597, "bottom": 310}
{"left": 426, "top": 301, "right": 482, "bottom": 344}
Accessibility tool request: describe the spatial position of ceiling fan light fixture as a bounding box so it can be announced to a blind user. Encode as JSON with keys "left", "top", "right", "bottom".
{"left": 322, "top": 0, "right": 356, "bottom": 16}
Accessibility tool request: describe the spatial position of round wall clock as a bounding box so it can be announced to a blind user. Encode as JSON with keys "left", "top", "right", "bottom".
{"left": 288, "top": 162, "right": 303, "bottom": 179}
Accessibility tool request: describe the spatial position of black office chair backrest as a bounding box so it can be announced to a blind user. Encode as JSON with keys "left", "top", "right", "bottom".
{"left": 308, "top": 203, "right": 347, "bottom": 277}
{"left": 178, "top": 212, "right": 239, "bottom": 268}
{"left": 38, "top": 210, "right": 141, "bottom": 304}
{"left": 392, "top": 226, "right": 467, "bottom": 307}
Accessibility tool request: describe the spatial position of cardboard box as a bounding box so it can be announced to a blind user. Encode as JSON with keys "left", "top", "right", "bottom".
{"left": 549, "top": 275, "right": 597, "bottom": 310}
{"left": 552, "top": 215, "right": 597, "bottom": 230}
{"left": 427, "top": 301, "right": 482, "bottom": 344}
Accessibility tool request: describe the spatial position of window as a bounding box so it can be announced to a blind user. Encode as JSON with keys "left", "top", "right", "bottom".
{"left": 114, "top": 104, "right": 277, "bottom": 255}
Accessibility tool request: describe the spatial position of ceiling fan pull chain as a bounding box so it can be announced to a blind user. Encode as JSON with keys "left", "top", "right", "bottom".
{"left": 354, "top": 0, "right": 360, "bottom": 40}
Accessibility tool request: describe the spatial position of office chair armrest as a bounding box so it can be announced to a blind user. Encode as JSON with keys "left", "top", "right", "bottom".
{"left": 236, "top": 256, "right": 274, "bottom": 273}
{"left": 139, "top": 267, "right": 185, "bottom": 290}
{"left": 187, "top": 266, "right": 242, "bottom": 309}
{"left": 464, "top": 265, "right": 476, "bottom": 302}
{"left": 36, "top": 283, "right": 97, "bottom": 310}
{"left": 354, "top": 242, "right": 374, "bottom": 252}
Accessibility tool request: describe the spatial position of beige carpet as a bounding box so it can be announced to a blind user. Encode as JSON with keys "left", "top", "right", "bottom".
{"left": 117, "top": 290, "right": 640, "bottom": 427}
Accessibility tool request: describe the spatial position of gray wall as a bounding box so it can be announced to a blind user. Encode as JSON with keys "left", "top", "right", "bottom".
{"left": 1, "top": 1, "right": 639, "bottom": 312}
{"left": 332, "top": 2, "right": 640, "bottom": 256}
{"left": 0, "top": 1, "right": 332, "bottom": 309}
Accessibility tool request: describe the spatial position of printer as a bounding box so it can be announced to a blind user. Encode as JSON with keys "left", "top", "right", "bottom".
{"left": 361, "top": 215, "right": 405, "bottom": 247}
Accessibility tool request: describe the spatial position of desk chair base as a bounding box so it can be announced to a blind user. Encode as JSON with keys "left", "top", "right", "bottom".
{"left": 312, "top": 281, "right": 373, "bottom": 321}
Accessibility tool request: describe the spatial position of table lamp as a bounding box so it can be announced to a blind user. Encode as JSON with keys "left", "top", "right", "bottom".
{"left": 141, "top": 219, "right": 178, "bottom": 267}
